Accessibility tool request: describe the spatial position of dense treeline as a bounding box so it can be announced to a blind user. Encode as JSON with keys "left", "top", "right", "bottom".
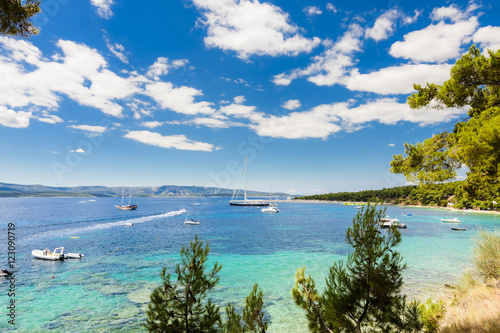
{"left": 299, "top": 181, "right": 500, "bottom": 210}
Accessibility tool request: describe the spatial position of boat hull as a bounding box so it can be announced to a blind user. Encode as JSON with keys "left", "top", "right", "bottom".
{"left": 230, "top": 202, "right": 269, "bottom": 206}
{"left": 116, "top": 204, "right": 138, "bottom": 210}
{"left": 32, "top": 250, "right": 64, "bottom": 261}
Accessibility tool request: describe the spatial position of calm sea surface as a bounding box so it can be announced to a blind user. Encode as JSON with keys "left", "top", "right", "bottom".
{"left": 1, "top": 197, "right": 499, "bottom": 332}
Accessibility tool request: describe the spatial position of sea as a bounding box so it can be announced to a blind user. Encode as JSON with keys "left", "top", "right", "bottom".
{"left": 1, "top": 197, "right": 499, "bottom": 332}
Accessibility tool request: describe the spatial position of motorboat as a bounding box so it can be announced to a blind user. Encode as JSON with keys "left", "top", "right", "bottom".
{"left": 1, "top": 269, "right": 14, "bottom": 276}
{"left": 379, "top": 219, "right": 407, "bottom": 229}
{"left": 64, "top": 252, "right": 85, "bottom": 259}
{"left": 379, "top": 215, "right": 392, "bottom": 223}
{"left": 184, "top": 219, "right": 200, "bottom": 225}
{"left": 32, "top": 247, "right": 65, "bottom": 260}
{"left": 441, "top": 218, "right": 461, "bottom": 223}
{"left": 124, "top": 222, "right": 134, "bottom": 226}
{"left": 262, "top": 205, "right": 280, "bottom": 213}
{"left": 451, "top": 227, "right": 466, "bottom": 231}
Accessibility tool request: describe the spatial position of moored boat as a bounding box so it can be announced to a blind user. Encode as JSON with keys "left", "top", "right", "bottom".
{"left": 262, "top": 205, "right": 280, "bottom": 213}
{"left": 441, "top": 217, "right": 461, "bottom": 223}
{"left": 32, "top": 247, "right": 65, "bottom": 260}
{"left": 451, "top": 227, "right": 466, "bottom": 231}
{"left": 64, "top": 252, "right": 85, "bottom": 259}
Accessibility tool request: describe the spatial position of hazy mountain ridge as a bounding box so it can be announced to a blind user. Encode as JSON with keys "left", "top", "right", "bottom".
{"left": 0, "top": 182, "right": 290, "bottom": 197}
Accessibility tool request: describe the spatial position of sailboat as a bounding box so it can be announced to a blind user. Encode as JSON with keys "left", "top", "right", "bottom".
{"left": 115, "top": 187, "right": 138, "bottom": 210}
{"left": 184, "top": 203, "right": 200, "bottom": 225}
{"left": 229, "top": 156, "right": 269, "bottom": 206}
{"left": 262, "top": 186, "right": 280, "bottom": 213}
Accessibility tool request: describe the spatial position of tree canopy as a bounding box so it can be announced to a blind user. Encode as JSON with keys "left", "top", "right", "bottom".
{"left": 391, "top": 46, "right": 500, "bottom": 205}
{"left": 0, "top": 0, "right": 41, "bottom": 38}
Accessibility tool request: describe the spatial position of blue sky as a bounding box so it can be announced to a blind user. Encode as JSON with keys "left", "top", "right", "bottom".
{"left": 0, "top": 0, "right": 498, "bottom": 195}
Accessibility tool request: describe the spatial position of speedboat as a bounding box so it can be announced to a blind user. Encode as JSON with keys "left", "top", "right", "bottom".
{"left": 379, "top": 215, "right": 392, "bottom": 223}
{"left": 441, "top": 218, "right": 461, "bottom": 223}
{"left": 262, "top": 205, "right": 280, "bottom": 213}
{"left": 32, "top": 247, "right": 65, "bottom": 260}
{"left": 184, "top": 219, "right": 200, "bottom": 225}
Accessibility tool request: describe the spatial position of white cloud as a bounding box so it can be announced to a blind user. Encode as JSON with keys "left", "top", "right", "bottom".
{"left": 365, "top": 9, "right": 414, "bottom": 42}
{"left": 191, "top": 117, "right": 230, "bottom": 128}
{"left": 237, "top": 99, "right": 466, "bottom": 140}
{"left": 388, "top": 143, "right": 395, "bottom": 147}
{"left": 123, "top": 130, "right": 216, "bottom": 151}
{"left": 273, "top": 24, "right": 363, "bottom": 86}
{"left": 304, "top": 6, "right": 322, "bottom": 17}
{"left": 70, "top": 148, "right": 86, "bottom": 153}
{"left": 326, "top": 3, "right": 338, "bottom": 13}
{"left": 145, "top": 82, "right": 215, "bottom": 115}
{"left": 90, "top": 0, "right": 115, "bottom": 19}
{"left": 105, "top": 37, "right": 128, "bottom": 64}
{"left": 147, "top": 57, "right": 189, "bottom": 81}
{"left": 37, "top": 114, "right": 63, "bottom": 124}
{"left": 233, "top": 95, "right": 246, "bottom": 104}
{"left": 69, "top": 124, "right": 107, "bottom": 133}
{"left": 192, "top": 0, "right": 321, "bottom": 59}
{"left": 0, "top": 106, "right": 31, "bottom": 128}
{"left": 345, "top": 64, "right": 452, "bottom": 95}
{"left": 282, "top": 99, "right": 301, "bottom": 110}
{"left": 0, "top": 37, "right": 141, "bottom": 118}
{"left": 473, "top": 26, "right": 500, "bottom": 52}
{"left": 140, "top": 121, "right": 164, "bottom": 129}
{"left": 431, "top": 4, "right": 467, "bottom": 22}
{"left": 389, "top": 17, "right": 478, "bottom": 63}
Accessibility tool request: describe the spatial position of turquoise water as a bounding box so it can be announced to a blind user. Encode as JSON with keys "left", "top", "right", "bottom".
{"left": 1, "top": 197, "right": 499, "bottom": 332}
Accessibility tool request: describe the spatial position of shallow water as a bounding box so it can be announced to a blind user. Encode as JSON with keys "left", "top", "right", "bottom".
{"left": 1, "top": 197, "right": 499, "bottom": 332}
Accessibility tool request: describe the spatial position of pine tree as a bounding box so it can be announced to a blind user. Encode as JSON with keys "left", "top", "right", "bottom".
{"left": 145, "top": 235, "right": 268, "bottom": 332}
{"left": 292, "top": 203, "right": 422, "bottom": 332}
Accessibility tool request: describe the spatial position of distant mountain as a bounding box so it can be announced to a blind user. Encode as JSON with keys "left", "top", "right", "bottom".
{"left": 0, "top": 182, "right": 291, "bottom": 198}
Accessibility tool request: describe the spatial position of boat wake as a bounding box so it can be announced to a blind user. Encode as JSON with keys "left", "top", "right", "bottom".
{"left": 28, "top": 209, "right": 187, "bottom": 240}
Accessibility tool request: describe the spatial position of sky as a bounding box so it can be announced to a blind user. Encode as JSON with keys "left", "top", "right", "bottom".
{"left": 0, "top": 0, "right": 499, "bottom": 195}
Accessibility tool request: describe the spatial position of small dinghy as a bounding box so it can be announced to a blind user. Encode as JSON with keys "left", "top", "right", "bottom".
{"left": 451, "top": 227, "right": 466, "bottom": 231}
{"left": 64, "top": 253, "right": 85, "bottom": 259}
{"left": 32, "top": 247, "right": 65, "bottom": 261}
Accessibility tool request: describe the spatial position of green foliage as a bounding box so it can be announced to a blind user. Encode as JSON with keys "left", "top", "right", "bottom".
{"left": 473, "top": 229, "right": 500, "bottom": 281}
{"left": 418, "top": 298, "right": 445, "bottom": 333}
{"left": 292, "top": 203, "right": 421, "bottom": 333}
{"left": 145, "top": 235, "right": 268, "bottom": 332}
{"left": 392, "top": 45, "right": 500, "bottom": 205}
{"left": 390, "top": 133, "right": 461, "bottom": 185}
{"left": 0, "top": 0, "right": 40, "bottom": 37}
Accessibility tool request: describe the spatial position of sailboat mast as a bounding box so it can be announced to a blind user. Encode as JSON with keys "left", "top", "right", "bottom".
{"left": 244, "top": 156, "right": 248, "bottom": 202}
{"left": 128, "top": 188, "right": 132, "bottom": 205}
{"left": 121, "top": 187, "right": 124, "bottom": 205}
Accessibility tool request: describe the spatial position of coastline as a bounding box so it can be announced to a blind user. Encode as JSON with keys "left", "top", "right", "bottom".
{"left": 274, "top": 199, "right": 500, "bottom": 215}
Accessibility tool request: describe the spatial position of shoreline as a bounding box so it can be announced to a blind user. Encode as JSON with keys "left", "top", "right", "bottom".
{"left": 274, "top": 199, "right": 500, "bottom": 215}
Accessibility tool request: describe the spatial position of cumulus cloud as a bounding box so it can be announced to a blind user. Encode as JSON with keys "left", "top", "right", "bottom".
{"left": 365, "top": 9, "right": 417, "bottom": 42}
{"left": 389, "top": 5, "right": 479, "bottom": 63}
{"left": 304, "top": 6, "right": 322, "bottom": 17}
{"left": 145, "top": 82, "right": 215, "bottom": 115}
{"left": 192, "top": 0, "right": 321, "bottom": 59}
{"left": 140, "top": 121, "right": 164, "bottom": 129}
{"left": 273, "top": 24, "right": 363, "bottom": 87}
{"left": 147, "top": 57, "right": 189, "bottom": 81}
{"left": 282, "top": 99, "right": 301, "bottom": 110}
{"left": 233, "top": 95, "right": 246, "bottom": 104}
{"left": 0, "top": 36, "right": 141, "bottom": 118}
{"left": 0, "top": 106, "right": 31, "bottom": 128}
{"left": 70, "top": 148, "right": 86, "bottom": 153}
{"left": 69, "top": 124, "right": 107, "bottom": 133}
{"left": 123, "top": 130, "right": 217, "bottom": 151}
{"left": 345, "top": 64, "right": 452, "bottom": 95}
{"left": 91, "top": 0, "right": 115, "bottom": 19}
{"left": 473, "top": 26, "right": 500, "bottom": 52}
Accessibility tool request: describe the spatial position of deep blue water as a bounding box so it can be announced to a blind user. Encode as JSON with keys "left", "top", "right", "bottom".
{"left": 1, "top": 197, "right": 499, "bottom": 332}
